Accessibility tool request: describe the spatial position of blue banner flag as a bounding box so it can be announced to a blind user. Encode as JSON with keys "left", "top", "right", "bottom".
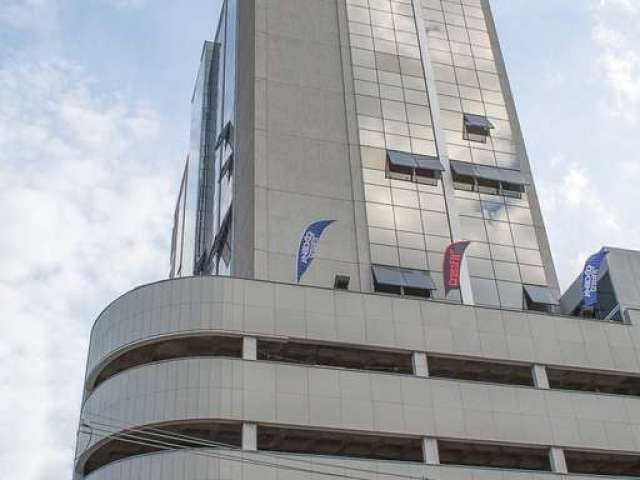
{"left": 296, "top": 220, "right": 335, "bottom": 283}
{"left": 582, "top": 248, "right": 608, "bottom": 307}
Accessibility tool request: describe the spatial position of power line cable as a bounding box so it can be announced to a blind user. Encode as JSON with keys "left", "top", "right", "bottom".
{"left": 80, "top": 423, "right": 402, "bottom": 480}
{"left": 85, "top": 412, "right": 428, "bottom": 480}
{"left": 79, "top": 414, "right": 428, "bottom": 480}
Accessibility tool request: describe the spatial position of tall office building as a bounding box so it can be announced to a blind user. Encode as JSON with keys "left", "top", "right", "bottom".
{"left": 75, "top": 1, "right": 640, "bottom": 479}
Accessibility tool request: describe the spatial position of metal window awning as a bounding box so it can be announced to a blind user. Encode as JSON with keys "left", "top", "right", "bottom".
{"left": 524, "top": 284, "right": 559, "bottom": 306}
{"left": 401, "top": 268, "right": 437, "bottom": 290}
{"left": 372, "top": 264, "right": 404, "bottom": 287}
{"left": 450, "top": 160, "right": 528, "bottom": 186}
{"left": 387, "top": 150, "right": 445, "bottom": 172}
{"left": 464, "top": 113, "right": 495, "bottom": 132}
{"left": 372, "top": 265, "right": 437, "bottom": 291}
{"left": 415, "top": 154, "right": 445, "bottom": 172}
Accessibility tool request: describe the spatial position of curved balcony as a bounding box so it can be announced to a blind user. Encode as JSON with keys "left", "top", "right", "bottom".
{"left": 85, "top": 276, "right": 640, "bottom": 398}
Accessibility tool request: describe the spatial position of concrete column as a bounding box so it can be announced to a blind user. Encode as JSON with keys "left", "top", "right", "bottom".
{"left": 242, "top": 422, "right": 257, "bottom": 451}
{"left": 422, "top": 437, "right": 440, "bottom": 465}
{"left": 243, "top": 336, "right": 257, "bottom": 360}
{"left": 549, "top": 447, "right": 568, "bottom": 474}
{"left": 412, "top": 352, "right": 429, "bottom": 377}
{"left": 532, "top": 364, "right": 550, "bottom": 389}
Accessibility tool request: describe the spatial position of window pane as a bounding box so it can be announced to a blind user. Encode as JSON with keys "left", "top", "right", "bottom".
{"left": 507, "top": 205, "right": 533, "bottom": 225}
{"left": 395, "top": 207, "right": 423, "bottom": 233}
{"left": 459, "top": 216, "right": 487, "bottom": 242}
{"left": 467, "top": 242, "right": 491, "bottom": 259}
{"left": 494, "top": 261, "right": 521, "bottom": 282}
{"left": 482, "top": 201, "right": 508, "bottom": 222}
{"left": 491, "top": 244, "right": 517, "bottom": 262}
{"left": 365, "top": 184, "right": 392, "bottom": 204}
{"left": 426, "top": 235, "right": 451, "bottom": 252}
{"left": 367, "top": 203, "right": 396, "bottom": 228}
{"left": 369, "top": 227, "right": 397, "bottom": 246}
{"left": 486, "top": 220, "right": 513, "bottom": 245}
{"left": 420, "top": 193, "right": 446, "bottom": 212}
{"left": 422, "top": 211, "right": 450, "bottom": 236}
{"left": 392, "top": 188, "right": 419, "bottom": 208}
{"left": 520, "top": 265, "right": 547, "bottom": 286}
{"left": 399, "top": 249, "right": 428, "bottom": 270}
{"left": 516, "top": 248, "right": 543, "bottom": 266}
{"left": 497, "top": 281, "right": 523, "bottom": 309}
{"left": 511, "top": 224, "right": 538, "bottom": 249}
{"left": 471, "top": 277, "right": 500, "bottom": 307}
{"left": 397, "top": 231, "right": 426, "bottom": 250}
{"left": 467, "top": 258, "right": 495, "bottom": 279}
{"left": 457, "top": 198, "right": 482, "bottom": 217}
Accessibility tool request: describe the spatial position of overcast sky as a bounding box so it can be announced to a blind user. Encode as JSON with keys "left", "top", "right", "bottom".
{"left": 1, "top": 1, "right": 639, "bottom": 478}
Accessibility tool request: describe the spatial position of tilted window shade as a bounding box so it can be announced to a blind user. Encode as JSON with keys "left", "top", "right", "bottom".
{"left": 372, "top": 265, "right": 437, "bottom": 291}
{"left": 216, "top": 121, "right": 233, "bottom": 148}
{"left": 450, "top": 160, "right": 528, "bottom": 186}
{"left": 372, "top": 264, "right": 404, "bottom": 288}
{"left": 524, "top": 284, "right": 558, "bottom": 306}
{"left": 414, "top": 154, "right": 445, "bottom": 172}
{"left": 387, "top": 150, "right": 445, "bottom": 172}
{"left": 220, "top": 151, "right": 234, "bottom": 179}
{"left": 387, "top": 150, "right": 417, "bottom": 169}
{"left": 401, "top": 268, "right": 437, "bottom": 290}
{"left": 464, "top": 113, "right": 495, "bottom": 135}
{"left": 212, "top": 207, "right": 232, "bottom": 255}
{"left": 475, "top": 164, "right": 527, "bottom": 185}
{"left": 450, "top": 160, "right": 475, "bottom": 177}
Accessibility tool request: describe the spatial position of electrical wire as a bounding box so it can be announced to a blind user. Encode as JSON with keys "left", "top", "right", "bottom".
{"left": 82, "top": 418, "right": 430, "bottom": 480}
{"left": 80, "top": 423, "right": 402, "bottom": 480}
{"left": 80, "top": 411, "right": 432, "bottom": 480}
{"left": 83, "top": 411, "right": 431, "bottom": 479}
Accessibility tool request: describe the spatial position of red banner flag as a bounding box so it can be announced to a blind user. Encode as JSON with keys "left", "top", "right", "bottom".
{"left": 443, "top": 241, "right": 471, "bottom": 295}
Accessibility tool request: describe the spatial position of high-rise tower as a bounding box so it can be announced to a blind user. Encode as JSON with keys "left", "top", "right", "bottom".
{"left": 169, "top": 0, "right": 559, "bottom": 309}
{"left": 75, "top": 1, "right": 640, "bottom": 479}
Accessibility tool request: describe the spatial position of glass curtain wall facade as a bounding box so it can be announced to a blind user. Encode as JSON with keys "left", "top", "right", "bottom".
{"left": 423, "top": 0, "right": 549, "bottom": 308}
{"left": 345, "top": 0, "right": 556, "bottom": 309}
{"left": 347, "top": 0, "right": 455, "bottom": 301}
{"left": 169, "top": 0, "right": 237, "bottom": 278}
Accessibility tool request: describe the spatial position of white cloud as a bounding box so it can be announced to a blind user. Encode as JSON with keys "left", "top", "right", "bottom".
{"left": 102, "top": 0, "right": 149, "bottom": 9}
{"left": 537, "top": 156, "right": 637, "bottom": 288}
{"left": 592, "top": 0, "right": 640, "bottom": 119}
{"left": 0, "top": 53, "right": 174, "bottom": 479}
{"left": 0, "top": 0, "right": 57, "bottom": 33}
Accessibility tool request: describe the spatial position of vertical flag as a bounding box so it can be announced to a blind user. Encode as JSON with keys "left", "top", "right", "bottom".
{"left": 296, "top": 220, "right": 335, "bottom": 283}
{"left": 443, "top": 241, "right": 471, "bottom": 295}
{"left": 582, "top": 248, "right": 608, "bottom": 307}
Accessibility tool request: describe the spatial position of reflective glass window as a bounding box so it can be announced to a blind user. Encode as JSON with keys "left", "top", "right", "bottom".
{"left": 395, "top": 207, "right": 423, "bottom": 233}
{"left": 367, "top": 203, "right": 396, "bottom": 229}
{"left": 516, "top": 248, "right": 543, "bottom": 266}
{"left": 459, "top": 216, "right": 487, "bottom": 242}
{"left": 511, "top": 224, "right": 538, "bottom": 249}
{"left": 507, "top": 205, "right": 533, "bottom": 225}
{"left": 520, "top": 265, "right": 547, "bottom": 286}
{"left": 482, "top": 201, "right": 508, "bottom": 222}
{"left": 422, "top": 211, "right": 450, "bottom": 237}
{"left": 467, "top": 258, "right": 495, "bottom": 279}
{"left": 490, "top": 244, "right": 517, "bottom": 263}
{"left": 485, "top": 220, "right": 513, "bottom": 245}
{"left": 493, "top": 261, "right": 521, "bottom": 282}
{"left": 457, "top": 198, "right": 482, "bottom": 217}
{"left": 497, "top": 281, "right": 524, "bottom": 309}
{"left": 369, "top": 227, "right": 397, "bottom": 246}
{"left": 471, "top": 277, "right": 500, "bottom": 307}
